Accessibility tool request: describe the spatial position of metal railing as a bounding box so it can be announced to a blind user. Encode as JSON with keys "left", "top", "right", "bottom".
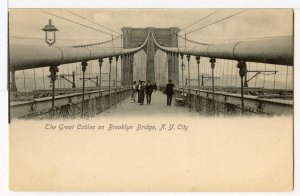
{"left": 10, "top": 87, "right": 132, "bottom": 119}
{"left": 173, "top": 87, "right": 293, "bottom": 116}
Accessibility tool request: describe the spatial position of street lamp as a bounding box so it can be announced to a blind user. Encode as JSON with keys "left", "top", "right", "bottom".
{"left": 42, "top": 19, "right": 58, "bottom": 46}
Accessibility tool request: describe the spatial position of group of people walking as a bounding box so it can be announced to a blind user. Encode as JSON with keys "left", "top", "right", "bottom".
{"left": 132, "top": 80, "right": 157, "bottom": 105}
{"left": 131, "top": 79, "right": 175, "bottom": 106}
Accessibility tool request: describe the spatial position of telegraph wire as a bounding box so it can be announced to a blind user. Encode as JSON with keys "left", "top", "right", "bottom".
{"left": 181, "top": 10, "right": 220, "bottom": 32}
{"left": 177, "top": 34, "right": 209, "bottom": 45}
{"left": 185, "top": 9, "right": 248, "bottom": 35}
{"left": 67, "top": 10, "right": 121, "bottom": 36}
{"left": 43, "top": 11, "right": 114, "bottom": 37}
{"left": 73, "top": 36, "right": 121, "bottom": 48}
{"left": 205, "top": 35, "right": 292, "bottom": 42}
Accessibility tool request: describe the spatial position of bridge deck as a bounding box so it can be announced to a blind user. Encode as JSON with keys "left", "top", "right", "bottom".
{"left": 100, "top": 91, "right": 196, "bottom": 117}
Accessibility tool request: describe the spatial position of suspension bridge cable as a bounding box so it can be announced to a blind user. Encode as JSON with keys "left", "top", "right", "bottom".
{"left": 285, "top": 66, "right": 289, "bottom": 90}
{"left": 185, "top": 9, "right": 248, "bottom": 35}
{"left": 263, "top": 63, "right": 266, "bottom": 88}
{"left": 42, "top": 67, "right": 46, "bottom": 90}
{"left": 217, "top": 59, "right": 221, "bottom": 86}
{"left": 230, "top": 60, "right": 234, "bottom": 86}
{"left": 247, "top": 62, "right": 251, "bottom": 87}
{"left": 67, "top": 10, "right": 121, "bottom": 36}
{"left": 73, "top": 36, "right": 121, "bottom": 48}
{"left": 220, "top": 59, "right": 223, "bottom": 87}
{"left": 177, "top": 34, "right": 209, "bottom": 45}
{"left": 42, "top": 11, "right": 114, "bottom": 37}
{"left": 33, "top": 68, "right": 37, "bottom": 91}
{"left": 273, "top": 64, "right": 277, "bottom": 89}
{"left": 254, "top": 63, "right": 258, "bottom": 88}
{"left": 235, "top": 62, "right": 238, "bottom": 87}
{"left": 23, "top": 70, "right": 26, "bottom": 92}
{"left": 10, "top": 36, "right": 111, "bottom": 41}
{"left": 181, "top": 10, "right": 220, "bottom": 32}
{"left": 223, "top": 60, "right": 226, "bottom": 86}
{"left": 111, "top": 35, "right": 115, "bottom": 48}
{"left": 194, "top": 35, "right": 291, "bottom": 42}
{"left": 226, "top": 60, "right": 230, "bottom": 86}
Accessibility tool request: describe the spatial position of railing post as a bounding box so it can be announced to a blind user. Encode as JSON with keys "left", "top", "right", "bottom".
{"left": 49, "top": 65, "right": 59, "bottom": 116}
{"left": 10, "top": 69, "right": 17, "bottom": 92}
{"left": 81, "top": 60, "right": 88, "bottom": 117}
{"left": 180, "top": 54, "right": 184, "bottom": 87}
{"left": 115, "top": 55, "right": 119, "bottom": 87}
{"left": 175, "top": 53, "right": 179, "bottom": 86}
{"left": 209, "top": 58, "right": 216, "bottom": 115}
{"left": 115, "top": 56, "right": 119, "bottom": 107}
{"left": 196, "top": 56, "right": 200, "bottom": 93}
{"left": 98, "top": 59, "right": 103, "bottom": 113}
{"left": 72, "top": 71, "right": 76, "bottom": 88}
{"left": 98, "top": 59, "right": 103, "bottom": 97}
{"left": 187, "top": 54, "right": 191, "bottom": 112}
{"left": 244, "top": 67, "right": 248, "bottom": 87}
{"left": 120, "top": 55, "right": 124, "bottom": 86}
{"left": 108, "top": 57, "right": 113, "bottom": 113}
{"left": 125, "top": 54, "right": 129, "bottom": 86}
{"left": 237, "top": 61, "right": 247, "bottom": 115}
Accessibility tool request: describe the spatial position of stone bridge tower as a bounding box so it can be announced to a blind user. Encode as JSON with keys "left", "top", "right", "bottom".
{"left": 121, "top": 27, "right": 180, "bottom": 85}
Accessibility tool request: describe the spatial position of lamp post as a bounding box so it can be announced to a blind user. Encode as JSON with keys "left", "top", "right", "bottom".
{"left": 187, "top": 54, "right": 191, "bottom": 112}
{"left": 209, "top": 58, "right": 216, "bottom": 115}
{"left": 42, "top": 19, "right": 59, "bottom": 46}
{"left": 43, "top": 19, "right": 59, "bottom": 117}
{"left": 237, "top": 61, "right": 247, "bottom": 115}
{"left": 180, "top": 54, "right": 184, "bottom": 87}
{"left": 49, "top": 65, "right": 59, "bottom": 117}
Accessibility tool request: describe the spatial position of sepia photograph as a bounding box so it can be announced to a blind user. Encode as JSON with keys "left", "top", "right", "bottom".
{"left": 9, "top": 9, "right": 293, "bottom": 119}
{"left": 7, "top": 7, "right": 294, "bottom": 192}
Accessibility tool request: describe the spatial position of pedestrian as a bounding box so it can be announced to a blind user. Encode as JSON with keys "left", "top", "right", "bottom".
{"left": 153, "top": 82, "right": 158, "bottom": 91}
{"left": 145, "top": 81, "right": 153, "bottom": 104}
{"left": 131, "top": 81, "right": 137, "bottom": 102}
{"left": 138, "top": 81, "right": 146, "bottom": 105}
{"left": 136, "top": 80, "right": 142, "bottom": 103}
{"left": 164, "top": 79, "right": 175, "bottom": 106}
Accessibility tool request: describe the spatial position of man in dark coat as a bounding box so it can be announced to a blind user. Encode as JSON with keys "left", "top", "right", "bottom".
{"left": 138, "top": 81, "right": 146, "bottom": 105}
{"left": 164, "top": 79, "right": 175, "bottom": 106}
{"left": 136, "top": 80, "right": 142, "bottom": 103}
{"left": 145, "top": 81, "right": 153, "bottom": 104}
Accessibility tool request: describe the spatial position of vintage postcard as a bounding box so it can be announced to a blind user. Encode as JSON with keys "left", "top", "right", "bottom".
{"left": 8, "top": 8, "right": 294, "bottom": 191}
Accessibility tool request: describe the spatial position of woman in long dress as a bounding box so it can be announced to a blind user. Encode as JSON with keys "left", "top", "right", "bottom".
{"left": 131, "top": 81, "right": 137, "bottom": 102}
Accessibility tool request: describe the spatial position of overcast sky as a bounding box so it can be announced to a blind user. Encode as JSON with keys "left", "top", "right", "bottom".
{"left": 9, "top": 8, "right": 293, "bottom": 45}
